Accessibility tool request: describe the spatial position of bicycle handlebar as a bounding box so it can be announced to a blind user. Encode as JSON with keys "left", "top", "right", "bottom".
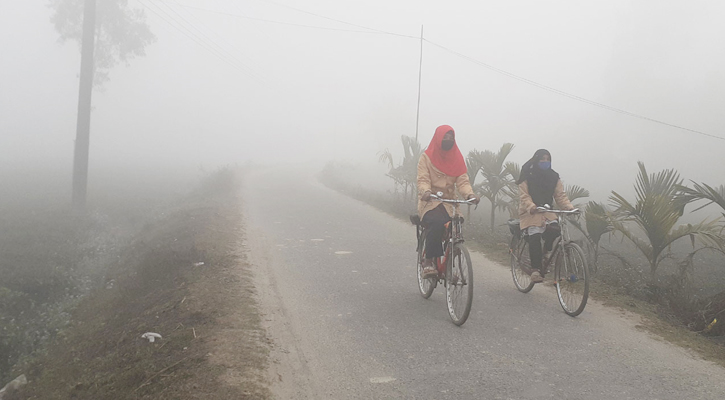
{"left": 535, "top": 205, "right": 580, "bottom": 215}
{"left": 429, "top": 193, "right": 476, "bottom": 205}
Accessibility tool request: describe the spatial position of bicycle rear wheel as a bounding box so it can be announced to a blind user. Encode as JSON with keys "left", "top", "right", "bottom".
{"left": 446, "top": 243, "right": 473, "bottom": 326}
{"left": 417, "top": 234, "right": 436, "bottom": 299}
{"left": 554, "top": 242, "right": 589, "bottom": 316}
{"left": 510, "top": 235, "right": 534, "bottom": 293}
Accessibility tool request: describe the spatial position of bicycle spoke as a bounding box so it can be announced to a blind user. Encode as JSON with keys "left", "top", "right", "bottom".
{"left": 555, "top": 243, "right": 589, "bottom": 316}
{"left": 416, "top": 235, "right": 435, "bottom": 299}
{"left": 511, "top": 235, "right": 534, "bottom": 293}
{"left": 446, "top": 244, "right": 473, "bottom": 325}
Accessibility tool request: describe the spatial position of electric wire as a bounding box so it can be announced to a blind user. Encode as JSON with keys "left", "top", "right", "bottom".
{"left": 150, "top": 0, "right": 262, "bottom": 80}
{"left": 155, "top": 0, "right": 266, "bottom": 82}
{"left": 425, "top": 39, "right": 725, "bottom": 141}
{"left": 138, "top": 0, "right": 260, "bottom": 81}
{"left": 140, "top": 0, "right": 251, "bottom": 76}
{"left": 158, "top": 1, "right": 416, "bottom": 37}
{"left": 152, "top": 0, "right": 723, "bottom": 141}
{"left": 252, "top": 0, "right": 417, "bottom": 38}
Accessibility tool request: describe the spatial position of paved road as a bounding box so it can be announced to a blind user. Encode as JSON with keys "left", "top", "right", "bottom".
{"left": 243, "top": 166, "right": 725, "bottom": 400}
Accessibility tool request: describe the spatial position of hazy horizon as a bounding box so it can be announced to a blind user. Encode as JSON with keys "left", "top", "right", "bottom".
{"left": 2, "top": 0, "right": 724, "bottom": 203}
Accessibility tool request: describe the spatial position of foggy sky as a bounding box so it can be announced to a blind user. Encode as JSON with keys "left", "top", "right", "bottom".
{"left": 1, "top": 0, "right": 724, "bottom": 202}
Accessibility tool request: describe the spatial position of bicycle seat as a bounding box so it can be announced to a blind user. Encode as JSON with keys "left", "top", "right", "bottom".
{"left": 409, "top": 214, "right": 421, "bottom": 226}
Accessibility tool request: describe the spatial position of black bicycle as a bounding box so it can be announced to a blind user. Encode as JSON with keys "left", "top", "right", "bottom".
{"left": 508, "top": 206, "right": 590, "bottom": 317}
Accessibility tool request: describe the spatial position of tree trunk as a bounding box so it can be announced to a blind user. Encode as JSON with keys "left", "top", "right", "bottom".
{"left": 71, "top": 0, "right": 97, "bottom": 212}
{"left": 650, "top": 261, "right": 658, "bottom": 284}
{"left": 489, "top": 198, "right": 496, "bottom": 231}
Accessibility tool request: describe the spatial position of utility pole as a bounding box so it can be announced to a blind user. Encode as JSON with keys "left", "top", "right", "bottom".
{"left": 414, "top": 25, "right": 423, "bottom": 143}
{"left": 72, "top": 0, "right": 97, "bottom": 211}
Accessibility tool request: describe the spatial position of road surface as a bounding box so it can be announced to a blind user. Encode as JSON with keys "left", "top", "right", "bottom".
{"left": 243, "top": 166, "right": 725, "bottom": 400}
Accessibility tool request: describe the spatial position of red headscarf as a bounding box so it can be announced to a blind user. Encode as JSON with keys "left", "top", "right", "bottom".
{"left": 424, "top": 125, "right": 467, "bottom": 177}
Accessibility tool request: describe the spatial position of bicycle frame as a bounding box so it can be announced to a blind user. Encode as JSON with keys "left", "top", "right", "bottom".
{"left": 418, "top": 194, "right": 472, "bottom": 278}
{"left": 511, "top": 207, "right": 580, "bottom": 273}
{"left": 534, "top": 208, "right": 580, "bottom": 272}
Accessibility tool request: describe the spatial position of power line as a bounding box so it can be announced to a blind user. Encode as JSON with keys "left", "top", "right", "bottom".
{"left": 424, "top": 39, "right": 725, "bottom": 141}
{"left": 252, "top": 0, "right": 417, "bottom": 39}
{"left": 247, "top": 1, "right": 724, "bottom": 141}
{"left": 140, "top": 0, "right": 250, "bottom": 75}
{"left": 158, "top": 0, "right": 417, "bottom": 38}
{"left": 138, "top": 0, "right": 260, "bottom": 80}
{"left": 150, "top": 0, "right": 261, "bottom": 79}
{"left": 154, "top": 1, "right": 723, "bottom": 141}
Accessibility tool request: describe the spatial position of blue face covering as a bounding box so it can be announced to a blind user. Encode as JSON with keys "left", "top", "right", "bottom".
{"left": 538, "top": 161, "right": 551, "bottom": 170}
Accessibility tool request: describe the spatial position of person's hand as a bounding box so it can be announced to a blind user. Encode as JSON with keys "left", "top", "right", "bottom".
{"left": 529, "top": 206, "right": 538, "bottom": 215}
{"left": 467, "top": 194, "right": 480, "bottom": 205}
{"left": 421, "top": 191, "right": 432, "bottom": 201}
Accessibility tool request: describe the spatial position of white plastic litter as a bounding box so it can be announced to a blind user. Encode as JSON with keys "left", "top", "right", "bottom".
{"left": 193, "top": 262, "right": 205, "bottom": 267}
{"left": 0, "top": 374, "right": 27, "bottom": 398}
{"left": 141, "top": 332, "right": 162, "bottom": 343}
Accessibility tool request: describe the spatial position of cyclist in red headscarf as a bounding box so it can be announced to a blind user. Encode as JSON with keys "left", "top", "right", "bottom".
{"left": 417, "top": 125, "right": 480, "bottom": 278}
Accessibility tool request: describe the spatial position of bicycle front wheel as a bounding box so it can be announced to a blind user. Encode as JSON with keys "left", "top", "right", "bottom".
{"left": 554, "top": 242, "right": 590, "bottom": 316}
{"left": 446, "top": 243, "right": 473, "bottom": 326}
{"left": 417, "top": 234, "right": 436, "bottom": 299}
{"left": 510, "top": 235, "right": 534, "bottom": 293}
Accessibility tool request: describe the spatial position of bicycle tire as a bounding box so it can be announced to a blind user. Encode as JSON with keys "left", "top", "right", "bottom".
{"left": 417, "top": 234, "right": 436, "bottom": 299}
{"left": 554, "top": 242, "right": 589, "bottom": 316}
{"left": 446, "top": 243, "right": 473, "bottom": 326}
{"left": 510, "top": 235, "right": 535, "bottom": 293}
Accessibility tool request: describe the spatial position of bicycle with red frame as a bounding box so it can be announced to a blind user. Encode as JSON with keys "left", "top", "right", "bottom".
{"left": 410, "top": 192, "right": 475, "bottom": 326}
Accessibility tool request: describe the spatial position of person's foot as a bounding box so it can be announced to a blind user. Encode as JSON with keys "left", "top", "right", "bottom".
{"left": 531, "top": 270, "right": 544, "bottom": 283}
{"left": 423, "top": 266, "right": 438, "bottom": 279}
{"left": 422, "top": 259, "right": 438, "bottom": 279}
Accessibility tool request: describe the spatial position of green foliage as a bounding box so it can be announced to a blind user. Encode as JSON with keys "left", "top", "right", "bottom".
{"left": 609, "top": 162, "right": 723, "bottom": 282}
{"left": 584, "top": 201, "right": 612, "bottom": 246}
{"left": 465, "top": 150, "right": 484, "bottom": 187}
{"left": 378, "top": 135, "right": 423, "bottom": 202}
{"left": 469, "top": 143, "right": 516, "bottom": 230}
{"left": 679, "top": 181, "right": 725, "bottom": 218}
{"left": 48, "top": 0, "right": 156, "bottom": 86}
{"left": 565, "top": 184, "right": 590, "bottom": 205}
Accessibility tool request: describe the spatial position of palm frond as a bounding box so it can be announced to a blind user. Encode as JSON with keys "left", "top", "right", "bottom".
{"left": 504, "top": 161, "right": 520, "bottom": 182}
{"left": 608, "top": 162, "right": 721, "bottom": 280}
{"left": 377, "top": 149, "right": 394, "bottom": 169}
{"left": 584, "top": 201, "right": 612, "bottom": 245}
{"left": 565, "top": 184, "right": 590, "bottom": 203}
{"left": 678, "top": 181, "right": 725, "bottom": 213}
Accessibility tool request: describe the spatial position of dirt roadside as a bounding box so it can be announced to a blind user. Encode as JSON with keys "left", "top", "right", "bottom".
{"left": 7, "top": 170, "right": 272, "bottom": 400}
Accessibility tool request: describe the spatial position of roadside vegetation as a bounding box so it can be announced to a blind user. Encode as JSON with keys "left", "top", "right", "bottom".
{"left": 1, "top": 168, "right": 269, "bottom": 399}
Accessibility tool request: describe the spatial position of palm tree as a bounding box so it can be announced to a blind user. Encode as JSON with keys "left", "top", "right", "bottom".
{"left": 497, "top": 162, "right": 521, "bottom": 219}
{"left": 378, "top": 136, "right": 423, "bottom": 202}
{"left": 473, "top": 143, "right": 516, "bottom": 231}
{"left": 609, "top": 162, "right": 722, "bottom": 285}
{"left": 400, "top": 135, "right": 423, "bottom": 201}
{"left": 583, "top": 201, "right": 613, "bottom": 265}
{"left": 564, "top": 184, "right": 590, "bottom": 208}
{"left": 465, "top": 150, "right": 485, "bottom": 187}
{"left": 678, "top": 182, "right": 725, "bottom": 218}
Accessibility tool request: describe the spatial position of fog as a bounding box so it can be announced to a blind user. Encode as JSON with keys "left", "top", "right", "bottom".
{"left": 2, "top": 0, "right": 724, "bottom": 202}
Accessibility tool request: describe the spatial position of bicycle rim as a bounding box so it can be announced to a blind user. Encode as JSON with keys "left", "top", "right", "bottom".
{"left": 511, "top": 236, "right": 534, "bottom": 293}
{"left": 417, "top": 236, "right": 436, "bottom": 299}
{"left": 446, "top": 244, "right": 473, "bottom": 326}
{"left": 555, "top": 243, "right": 589, "bottom": 316}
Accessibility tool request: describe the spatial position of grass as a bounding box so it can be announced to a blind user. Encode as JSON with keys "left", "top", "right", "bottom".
{"left": 4, "top": 168, "right": 270, "bottom": 399}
